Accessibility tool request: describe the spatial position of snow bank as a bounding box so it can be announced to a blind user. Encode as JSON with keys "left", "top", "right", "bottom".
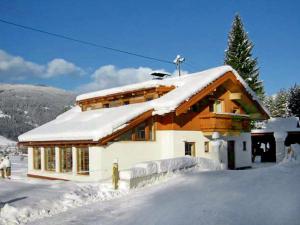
{"left": 0, "top": 183, "right": 128, "bottom": 225}
{"left": 156, "top": 156, "right": 196, "bottom": 173}
{"left": 195, "top": 157, "right": 223, "bottom": 170}
{"left": 120, "top": 156, "right": 221, "bottom": 180}
{"left": 120, "top": 157, "right": 196, "bottom": 180}
{"left": 280, "top": 144, "right": 300, "bottom": 164}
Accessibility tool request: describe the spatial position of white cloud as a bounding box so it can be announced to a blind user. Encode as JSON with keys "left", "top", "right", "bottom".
{"left": 45, "top": 58, "right": 85, "bottom": 78}
{"left": 77, "top": 65, "right": 188, "bottom": 93}
{"left": 0, "top": 49, "right": 189, "bottom": 92}
{"left": 0, "top": 49, "right": 84, "bottom": 80}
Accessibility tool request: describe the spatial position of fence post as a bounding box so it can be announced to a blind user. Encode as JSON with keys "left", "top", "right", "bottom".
{"left": 112, "top": 162, "right": 119, "bottom": 190}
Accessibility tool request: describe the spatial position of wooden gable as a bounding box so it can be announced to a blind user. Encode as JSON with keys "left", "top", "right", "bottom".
{"left": 175, "top": 71, "right": 269, "bottom": 120}
{"left": 77, "top": 86, "right": 175, "bottom": 111}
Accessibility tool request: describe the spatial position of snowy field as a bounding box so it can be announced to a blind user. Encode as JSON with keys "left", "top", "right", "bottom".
{"left": 0, "top": 155, "right": 300, "bottom": 225}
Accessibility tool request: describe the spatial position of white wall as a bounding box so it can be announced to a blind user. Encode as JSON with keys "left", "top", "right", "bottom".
{"left": 221, "top": 132, "right": 252, "bottom": 168}
{"left": 90, "top": 140, "right": 161, "bottom": 180}
{"left": 27, "top": 147, "right": 33, "bottom": 171}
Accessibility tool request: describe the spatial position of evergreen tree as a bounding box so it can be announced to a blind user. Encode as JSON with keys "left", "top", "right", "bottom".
{"left": 288, "top": 84, "right": 300, "bottom": 118}
{"left": 272, "top": 89, "right": 290, "bottom": 117}
{"left": 225, "top": 14, "right": 265, "bottom": 98}
{"left": 263, "top": 95, "right": 276, "bottom": 116}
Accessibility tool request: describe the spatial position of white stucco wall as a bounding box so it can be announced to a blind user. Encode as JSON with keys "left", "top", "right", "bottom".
{"left": 90, "top": 139, "right": 161, "bottom": 180}
{"left": 220, "top": 132, "right": 252, "bottom": 168}
{"left": 27, "top": 147, "right": 33, "bottom": 171}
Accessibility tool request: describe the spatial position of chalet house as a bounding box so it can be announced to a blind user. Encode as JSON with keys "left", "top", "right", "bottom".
{"left": 18, "top": 66, "right": 269, "bottom": 181}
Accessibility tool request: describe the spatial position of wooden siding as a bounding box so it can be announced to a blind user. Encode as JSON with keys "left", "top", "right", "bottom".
{"left": 78, "top": 86, "right": 175, "bottom": 111}
{"left": 156, "top": 85, "right": 251, "bottom": 133}
{"left": 175, "top": 71, "right": 269, "bottom": 120}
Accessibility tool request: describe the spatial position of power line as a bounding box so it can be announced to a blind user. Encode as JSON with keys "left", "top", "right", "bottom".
{"left": 0, "top": 18, "right": 174, "bottom": 65}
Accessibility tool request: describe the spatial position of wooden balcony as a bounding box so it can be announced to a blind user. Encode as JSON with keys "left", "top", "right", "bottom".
{"left": 198, "top": 113, "right": 251, "bottom": 132}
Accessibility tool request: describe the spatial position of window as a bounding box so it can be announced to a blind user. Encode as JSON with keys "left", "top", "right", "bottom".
{"left": 60, "top": 147, "right": 72, "bottom": 173}
{"left": 45, "top": 147, "right": 55, "bottom": 171}
{"left": 136, "top": 122, "right": 146, "bottom": 140}
{"left": 124, "top": 100, "right": 130, "bottom": 105}
{"left": 185, "top": 142, "right": 195, "bottom": 156}
{"left": 214, "top": 100, "right": 223, "bottom": 113}
{"left": 204, "top": 142, "right": 209, "bottom": 153}
{"left": 191, "top": 103, "right": 200, "bottom": 113}
{"left": 77, "top": 147, "right": 89, "bottom": 175}
{"left": 117, "top": 130, "right": 132, "bottom": 141}
{"left": 209, "top": 103, "right": 214, "bottom": 112}
{"left": 114, "top": 119, "right": 154, "bottom": 142}
{"left": 33, "top": 147, "right": 41, "bottom": 170}
{"left": 243, "top": 141, "right": 247, "bottom": 151}
{"left": 103, "top": 103, "right": 109, "bottom": 108}
{"left": 232, "top": 108, "right": 240, "bottom": 114}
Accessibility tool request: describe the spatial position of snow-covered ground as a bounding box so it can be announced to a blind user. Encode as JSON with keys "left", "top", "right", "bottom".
{"left": 1, "top": 154, "right": 300, "bottom": 225}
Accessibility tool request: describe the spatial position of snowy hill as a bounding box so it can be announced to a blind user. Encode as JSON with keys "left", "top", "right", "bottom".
{"left": 0, "top": 135, "right": 16, "bottom": 146}
{"left": 0, "top": 83, "right": 76, "bottom": 140}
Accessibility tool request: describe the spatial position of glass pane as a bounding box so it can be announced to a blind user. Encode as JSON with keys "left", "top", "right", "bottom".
{"left": 60, "top": 147, "right": 72, "bottom": 173}
{"left": 33, "top": 147, "right": 41, "bottom": 170}
{"left": 77, "top": 147, "right": 89, "bottom": 175}
{"left": 215, "top": 101, "right": 222, "bottom": 113}
{"left": 136, "top": 123, "right": 146, "bottom": 140}
{"left": 118, "top": 130, "right": 132, "bottom": 141}
{"left": 45, "top": 147, "right": 55, "bottom": 171}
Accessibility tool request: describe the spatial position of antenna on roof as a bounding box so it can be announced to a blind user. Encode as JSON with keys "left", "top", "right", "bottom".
{"left": 150, "top": 72, "right": 171, "bottom": 80}
{"left": 173, "top": 55, "right": 185, "bottom": 76}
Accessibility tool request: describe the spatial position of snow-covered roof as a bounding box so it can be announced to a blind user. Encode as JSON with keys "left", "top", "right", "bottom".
{"left": 19, "top": 65, "right": 268, "bottom": 142}
{"left": 252, "top": 117, "right": 300, "bottom": 133}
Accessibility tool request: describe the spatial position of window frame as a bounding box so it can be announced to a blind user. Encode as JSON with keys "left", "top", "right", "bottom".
{"left": 243, "top": 141, "right": 247, "bottom": 151}
{"left": 33, "top": 147, "right": 41, "bottom": 170}
{"left": 214, "top": 100, "right": 223, "bottom": 113}
{"left": 44, "top": 147, "right": 56, "bottom": 172}
{"left": 77, "top": 147, "right": 89, "bottom": 175}
{"left": 204, "top": 141, "right": 210, "bottom": 153}
{"left": 60, "top": 147, "right": 73, "bottom": 173}
{"left": 185, "top": 142, "right": 195, "bottom": 156}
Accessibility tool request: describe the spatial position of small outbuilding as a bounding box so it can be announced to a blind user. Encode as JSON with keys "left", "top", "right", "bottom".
{"left": 251, "top": 117, "right": 300, "bottom": 163}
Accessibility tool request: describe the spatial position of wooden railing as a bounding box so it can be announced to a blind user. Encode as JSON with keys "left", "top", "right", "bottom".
{"left": 198, "top": 113, "right": 251, "bottom": 132}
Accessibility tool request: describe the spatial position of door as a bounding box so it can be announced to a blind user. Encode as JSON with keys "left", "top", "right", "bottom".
{"left": 227, "top": 141, "right": 235, "bottom": 169}
{"left": 185, "top": 142, "right": 196, "bottom": 156}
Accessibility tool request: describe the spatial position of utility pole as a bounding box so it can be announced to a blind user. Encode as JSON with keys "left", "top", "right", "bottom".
{"left": 173, "top": 55, "right": 185, "bottom": 76}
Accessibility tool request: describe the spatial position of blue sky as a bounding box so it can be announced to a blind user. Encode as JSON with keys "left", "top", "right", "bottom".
{"left": 0, "top": 0, "right": 299, "bottom": 95}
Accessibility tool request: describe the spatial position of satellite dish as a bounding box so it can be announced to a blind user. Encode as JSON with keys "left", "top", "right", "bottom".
{"left": 150, "top": 72, "right": 171, "bottom": 80}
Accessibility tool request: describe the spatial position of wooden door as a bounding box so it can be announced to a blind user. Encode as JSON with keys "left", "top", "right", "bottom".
{"left": 227, "top": 141, "right": 235, "bottom": 169}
